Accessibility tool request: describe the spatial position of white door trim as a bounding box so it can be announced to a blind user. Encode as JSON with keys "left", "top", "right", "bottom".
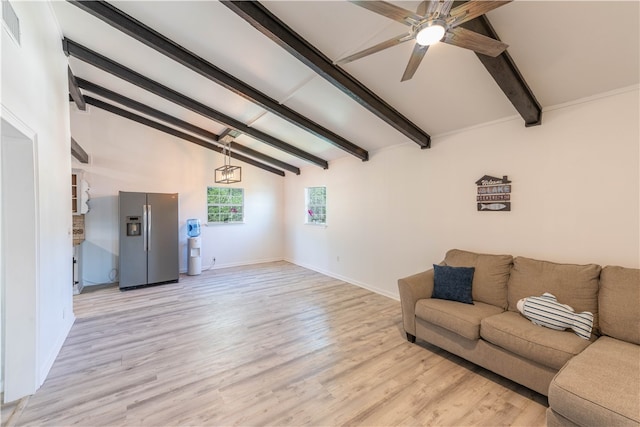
{"left": 1, "top": 104, "right": 41, "bottom": 403}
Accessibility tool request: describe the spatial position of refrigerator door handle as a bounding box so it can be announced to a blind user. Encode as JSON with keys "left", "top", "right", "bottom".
{"left": 147, "top": 204, "right": 152, "bottom": 252}
{"left": 143, "top": 204, "right": 148, "bottom": 252}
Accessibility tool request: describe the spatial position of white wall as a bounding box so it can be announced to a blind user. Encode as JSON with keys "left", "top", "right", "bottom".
{"left": 0, "top": 119, "right": 3, "bottom": 395}
{"left": 70, "top": 107, "right": 284, "bottom": 285}
{"left": 284, "top": 88, "right": 640, "bottom": 299}
{"left": 1, "top": 1, "right": 74, "bottom": 399}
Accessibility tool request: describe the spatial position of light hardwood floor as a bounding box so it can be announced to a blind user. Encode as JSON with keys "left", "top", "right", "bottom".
{"left": 4, "top": 261, "right": 547, "bottom": 426}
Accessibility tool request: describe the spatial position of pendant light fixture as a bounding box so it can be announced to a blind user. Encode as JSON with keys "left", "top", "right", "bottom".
{"left": 215, "top": 140, "right": 241, "bottom": 184}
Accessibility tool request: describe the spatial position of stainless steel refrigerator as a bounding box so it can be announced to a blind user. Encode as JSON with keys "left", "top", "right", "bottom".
{"left": 119, "top": 191, "right": 179, "bottom": 290}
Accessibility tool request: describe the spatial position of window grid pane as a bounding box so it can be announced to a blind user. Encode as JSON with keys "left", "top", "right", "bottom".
{"left": 207, "top": 187, "right": 244, "bottom": 223}
{"left": 305, "top": 186, "right": 327, "bottom": 224}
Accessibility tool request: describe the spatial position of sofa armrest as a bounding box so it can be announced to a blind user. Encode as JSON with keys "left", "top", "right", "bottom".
{"left": 398, "top": 269, "right": 434, "bottom": 336}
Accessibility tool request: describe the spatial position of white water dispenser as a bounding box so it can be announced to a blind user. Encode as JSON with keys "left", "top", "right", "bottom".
{"left": 187, "top": 219, "right": 201, "bottom": 276}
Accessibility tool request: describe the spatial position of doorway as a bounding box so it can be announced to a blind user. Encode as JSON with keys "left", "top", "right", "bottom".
{"left": 1, "top": 110, "right": 39, "bottom": 403}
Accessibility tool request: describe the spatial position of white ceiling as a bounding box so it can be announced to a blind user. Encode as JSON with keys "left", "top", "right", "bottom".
{"left": 52, "top": 0, "right": 640, "bottom": 172}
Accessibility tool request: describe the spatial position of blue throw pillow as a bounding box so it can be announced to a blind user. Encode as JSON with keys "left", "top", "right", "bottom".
{"left": 432, "top": 264, "right": 475, "bottom": 304}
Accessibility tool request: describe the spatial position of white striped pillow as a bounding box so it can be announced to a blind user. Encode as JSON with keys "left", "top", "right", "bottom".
{"left": 520, "top": 292, "right": 594, "bottom": 340}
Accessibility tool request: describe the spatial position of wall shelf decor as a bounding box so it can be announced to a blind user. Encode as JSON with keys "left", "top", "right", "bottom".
{"left": 476, "top": 175, "right": 511, "bottom": 211}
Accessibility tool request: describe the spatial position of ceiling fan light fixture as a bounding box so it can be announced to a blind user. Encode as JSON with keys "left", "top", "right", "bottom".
{"left": 415, "top": 20, "right": 446, "bottom": 46}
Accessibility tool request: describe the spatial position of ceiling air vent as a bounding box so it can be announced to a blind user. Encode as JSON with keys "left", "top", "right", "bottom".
{"left": 2, "top": 0, "right": 20, "bottom": 46}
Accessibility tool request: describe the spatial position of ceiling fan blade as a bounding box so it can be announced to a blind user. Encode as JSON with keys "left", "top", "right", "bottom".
{"left": 349, "top": 1, "right": 422, "bottom": 26}
{"left": 438, "top": 0, "right": 455, "bottom": 18}
{"left": 401, "top": 43, "right": 429, "bottom": 82}
{"left": 416, "top": 1, "right": 433, "bottom": 16}
{"left": 418, "top": 0, "right": 453, "bottom": 18}
{"left": 336, "top": 33, "right": 414, "bottom": 65}
{"left": 448, "top": 0, "right": 512, "bottom": 27}
{"left": 443, "top": 27, "right": 508, "bottom": 57}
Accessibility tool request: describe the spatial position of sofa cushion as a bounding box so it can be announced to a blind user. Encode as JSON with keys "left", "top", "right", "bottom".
{"left": 599, "top": 266, "right": 640, "bottom": 345}
{"left": 548, "top": 336, "right": 640, "bottom": 426}
{"left": 481, "top": 311, "right": 592, "bottom": 370}
{"left": 415, "top": 299, "right": 504, "bottom": 340}
{"left": 506, "top": 257, "right": 601, "bottom": 335}
{"left": 443, "top": 249, "right": 513, "bottom": 309}
{"left": 432, "top": 264, "right": 475, "bottom": 304}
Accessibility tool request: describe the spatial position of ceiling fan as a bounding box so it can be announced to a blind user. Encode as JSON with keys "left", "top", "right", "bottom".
{"left": 336, "top": 0, "right": 512, "bottom": 82}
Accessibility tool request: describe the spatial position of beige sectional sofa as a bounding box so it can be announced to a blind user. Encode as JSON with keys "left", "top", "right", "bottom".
{"left": 398, "top": 249, "right": 639, "bottom": 426}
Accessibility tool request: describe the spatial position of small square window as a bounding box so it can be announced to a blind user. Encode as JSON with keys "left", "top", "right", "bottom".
{"left": 207, "top": 187, "right": 244, "bottom": 224}
{"left": 305, "top": 186, "right": 326, "bottom": 225}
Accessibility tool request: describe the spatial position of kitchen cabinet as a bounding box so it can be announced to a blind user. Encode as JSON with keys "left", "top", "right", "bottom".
{"left": 71, "top": 170, "right": 90, "bottom": 215}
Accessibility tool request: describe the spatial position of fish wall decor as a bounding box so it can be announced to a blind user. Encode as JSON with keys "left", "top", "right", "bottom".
{"left": 475, "top": 175, "right": 511, "bottom": 212}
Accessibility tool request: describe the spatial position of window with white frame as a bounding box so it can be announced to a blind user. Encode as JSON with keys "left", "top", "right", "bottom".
{"left": 305, "top": 186, "right": 326, "bottom": 224}
{"left": 207, "top": 187, "right": 244, "bottom": 223}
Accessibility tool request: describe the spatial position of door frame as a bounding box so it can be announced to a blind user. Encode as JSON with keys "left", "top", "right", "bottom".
{"left": 1, "top": 105, "right": 41, "bottom": 402}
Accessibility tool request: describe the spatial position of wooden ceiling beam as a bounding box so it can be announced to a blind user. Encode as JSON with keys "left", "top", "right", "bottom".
{"left": 69, "top": 0, "right": 368, "bottom": 162}
{"left": 454, "top": 2, "right": 542, "bottom": 126}
{"left": 62, "top": 38, "right": 329, "bottom": 169}
{"left": 75, "top": 78, "right": 300, "bottom": 175}
{"left": 68, "top": 66, "right": 86, "bottom": 111}
{"left": 84, "top": 96, "right": 286, "bottom": 177}
{"left": 70, "top": 137, "right": 89, "bottom": 163}
{"left": 221, "top": 1, "right": 431, "bottom": 149}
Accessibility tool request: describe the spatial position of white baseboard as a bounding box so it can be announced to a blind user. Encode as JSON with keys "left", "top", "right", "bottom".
{"left": 38, "top": 314, "right": 75, "bottom": 388}
{"left": 179, "top": 256, "right": 401, "bottom": 300}
{"left": 180, "top": 257, "right": 285, "bottom": 274}
{"left": 284, "top": 258, "right": 400, "bottom": 301}
{"left": 73, "top": 282, "right": 84, "bottom": 295}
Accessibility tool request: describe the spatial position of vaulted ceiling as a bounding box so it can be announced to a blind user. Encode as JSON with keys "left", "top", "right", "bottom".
{"left": 56, "top": 1, "right": 640, "bottom": 176}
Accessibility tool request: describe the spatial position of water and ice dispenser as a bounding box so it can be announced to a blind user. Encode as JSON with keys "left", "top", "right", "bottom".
{"left": 126, "top": 217, "right": 142, "bottom": 236}
{"left": 187, "top": 219, "right": 201, "bottom": 276}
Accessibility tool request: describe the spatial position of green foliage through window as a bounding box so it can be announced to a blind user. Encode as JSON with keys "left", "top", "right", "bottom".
{"left": 305, "top": 186, "right": 326, "bottom": 224}
{"left": 207, "top": 187, "right": 244, "bottom": 223}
